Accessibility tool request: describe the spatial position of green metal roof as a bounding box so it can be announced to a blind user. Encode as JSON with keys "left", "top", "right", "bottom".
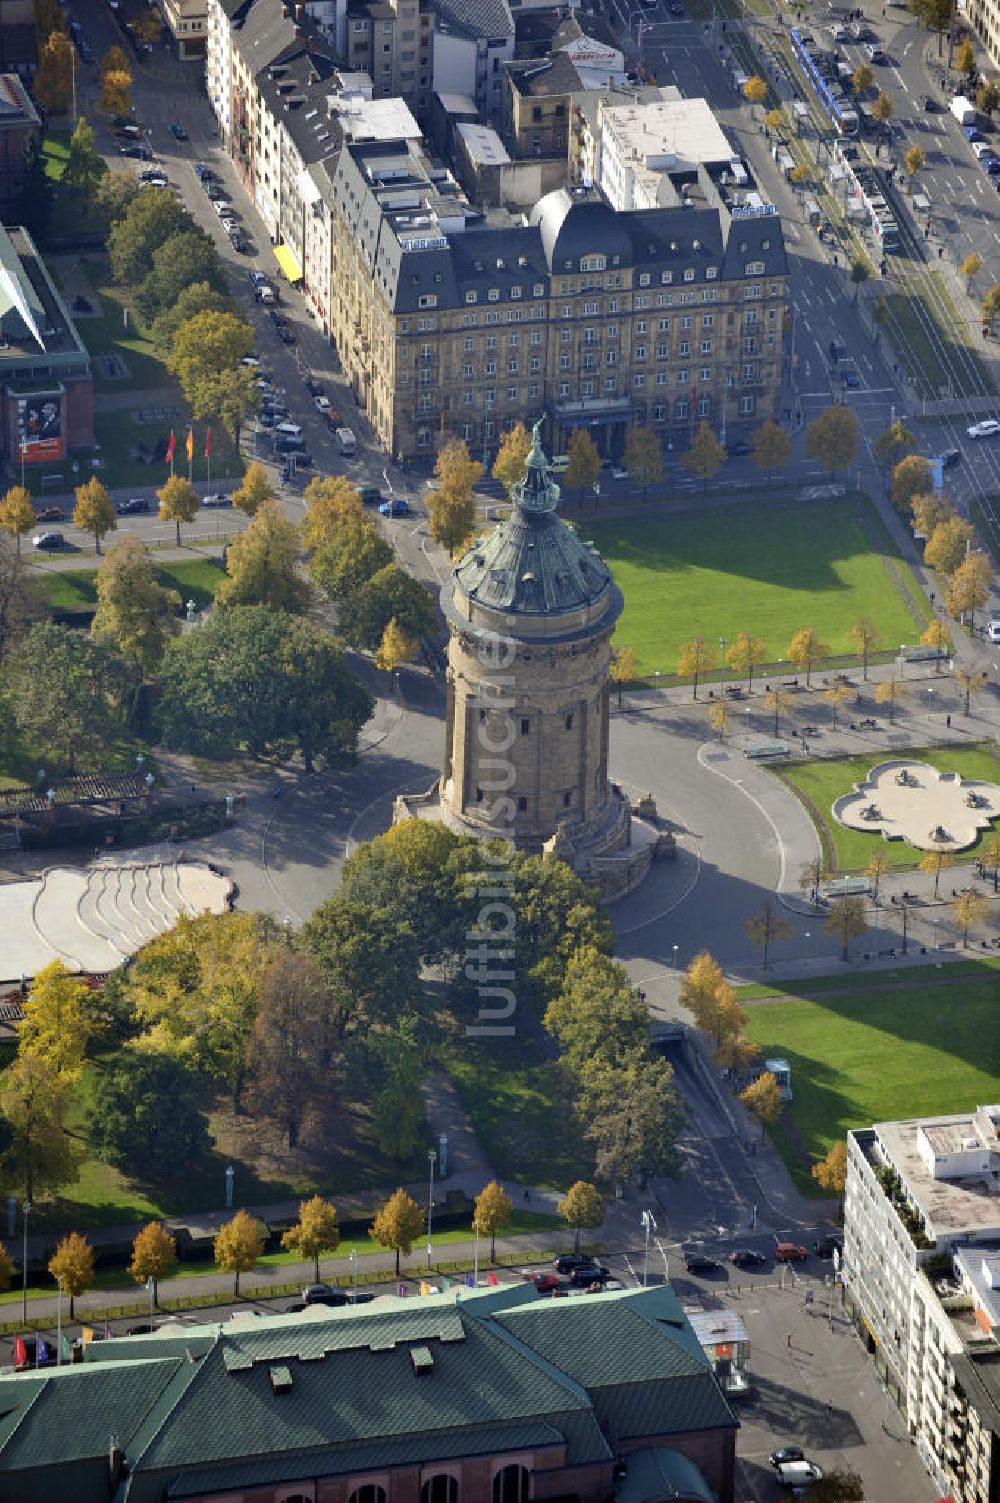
{"left": 612, "top": 1444, "right": 717, "bottom": 1503}
{"left": 0, "top": 1286, "right": 733, "bottom": 1501}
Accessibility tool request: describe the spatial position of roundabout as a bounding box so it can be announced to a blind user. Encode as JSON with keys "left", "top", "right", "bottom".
{"left": 832, "top": 759, "right": 1000, "bottom": 852}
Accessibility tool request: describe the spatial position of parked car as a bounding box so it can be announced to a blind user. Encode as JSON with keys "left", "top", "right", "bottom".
{"left": 684, "top": 1250, "right": 721, "bottom": 1274}
{"left": 304, "top": 376, "right": 324, "bottom": 397}
{"left": 986, "top": 618, "right": 1000, "bottom": 642}
{"left": 32, "top": 531, "right": 67, "bottom": 550}
{"left": 768, "top": 1447, "right": 805, "bottom": 1468}
{"left": 553, "top": 1253, "right": 594, "bottom": 1274}
{"left": 120, "top": 143, "right": 153, "bottom": 160}
{"left": 730, "top": 1247, "right": 767, "bottom": 1269}
{"left": 567, "top": 1263, "right": 610, "bottom": 1287}
{"left": 379, "top": 497, "right": 410, "bottom": 517}
{"left": 35, "top": 506, "right": 64, "bottom": 522}
{"left": 775, "top": 1461, "right": 823, "bottom": 1487}
{"left": 194, "top": 162, "right": 215, "bottom": 180}
{"left": 775, "top": 1241, "right": 809, "bottom": 1262}
{"left": 276, "top": 324, "right": 295, "bottom": 344}
{"left": 814, "top": 1234, "right": 843, "bottom": 1259}
{"left": 520, "top": 1270, "right": 562, "bottom": 1292}
{"left": 936, "top": 448, "right": 961, "bottom": 468}
{"left": 841, "top": 367, "right": 861, "bottom": 389}
{"left": 864, "top": 42, "right": 886, "bottom": 61}
{"left": 116, "top": 496, "right": 150, "bottom": 515}
{"left": 324, "top": 408, "right": 343, "bottom": 428}
{"left": 314, "top": 394, "right": 331, "bottom": 412}
{"left": 611, "top": 466, "right": 630, "bottom": 481}
{"left": 967, "top": 419, "right": 1000, "bottom": 437}
{"left": 920, "top": 94, "right": 939, "bottom": 111}
{"left": 302, "top": 1283, "right": 347, "bottom": 1307}
{"left": 170, "top": 122, "right": 188, "bottom": 140}
{"left": 201, "top": 493, "right": 232, "bottom": 508}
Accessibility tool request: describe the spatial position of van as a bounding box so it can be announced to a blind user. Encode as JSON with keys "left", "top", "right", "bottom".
{"left": 336, "top": 427, "right": 357, "bottom": 456}
{"left": 357, "top": 483, "right": 382, "bottom": 506}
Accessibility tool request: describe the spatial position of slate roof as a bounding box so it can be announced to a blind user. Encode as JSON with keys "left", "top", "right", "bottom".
{"left": 505, "top": 53, "right": 584, "bottom": 99}
{"left": 429, "top": 0, "right": 514, "bottom": 43}
{"left": 255, "top": 47, "right": 340, "bottom": 165}
{"left": 0, "top": 1286, "right": 735, "bottom": 1502}
{"left": 551, "top": 13, "right": 621, "bottom": 53}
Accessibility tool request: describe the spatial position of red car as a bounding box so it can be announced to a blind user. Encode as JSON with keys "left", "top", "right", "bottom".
{"left": 776, "top": 1241, "right": 808, "bottom": 1262}
{"left": 520, "top": 1269, "right": 562, "bottom": 1292}
{"left": 36, "top": 506, "right": 64, "bottom": 522}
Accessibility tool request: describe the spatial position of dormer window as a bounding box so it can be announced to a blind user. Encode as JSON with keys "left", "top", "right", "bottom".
{"left": 661, "top": 270, "right": 672, "bottom": 284}
{"left": 465, "top": 290, "right": 478, "bottom": 303}
{"left": 511, "top": 285, "right": 522, "bottom": 299}
{"left": 746, "top": 261, "right": 765, "bottom": 276}
{"left": 683, "top": 268, "right": 695, "bottom": 282}
{"left": 706, "top": 266, "right": 718, "bottom": 279}
{"left": 533, "top": 283, "right": 545, "bottom": 296}
{"left": 580, "top": 254, "right": 606, "bottom": 272}
{"left": 488, "top": 288, "right": 500, "bottom": 301}
{"left": 418, "top": 293, "right": 438, "bottom": 308}
{"left": 639, "top": 272, "right": 651, "bottom": 286}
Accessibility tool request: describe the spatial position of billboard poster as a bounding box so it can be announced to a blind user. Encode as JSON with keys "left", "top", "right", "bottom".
{"left": 16, "top": 393, "right": 63, "bottom": 463}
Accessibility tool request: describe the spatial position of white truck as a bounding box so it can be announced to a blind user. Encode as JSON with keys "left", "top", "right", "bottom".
{"left": 336, "top": 427, "right": 357, "bottom": 456}
{"left": 951, "top": 95, "right": 976, "bottom": 125}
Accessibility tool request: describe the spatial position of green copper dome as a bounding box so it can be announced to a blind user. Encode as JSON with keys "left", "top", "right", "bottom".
{"left": 450, "top": 424, "right": 615, "bottom": 621}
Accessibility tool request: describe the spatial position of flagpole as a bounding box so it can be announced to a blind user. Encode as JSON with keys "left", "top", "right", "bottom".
{"left": 57, "top": 1283, "right": 62, "bottom": 1366}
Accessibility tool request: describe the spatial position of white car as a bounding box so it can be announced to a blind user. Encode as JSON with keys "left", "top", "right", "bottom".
{"left": 314, "top": 395, "right": 331, "bottom": 412}
{"left": 987, "top": 619, "right": 1000, "bottom": 642}
{"left": 611, "top": 466, "right": 630, "bottom": 481}
{"left": 967, "top": 419, "right": 1000, "bottom": 437}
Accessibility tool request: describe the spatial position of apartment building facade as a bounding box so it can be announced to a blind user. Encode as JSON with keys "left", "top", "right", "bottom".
{"left": 844, "top": 1107, "right": 1000, "bottom": 1502}
{"left": 329, "top": 142, "right": 787, "bottom": 462}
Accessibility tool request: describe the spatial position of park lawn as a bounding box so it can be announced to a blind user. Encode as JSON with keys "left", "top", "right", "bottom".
{"left": 77, "top": 258, "right": 171, "bottom": 392}
{"left": 743, "top": 968, "right": 1000, "bottom": 1192}
{"left": 43, "top": 1060, "right": 431, "bottom": 1232}
{"left": 735, "top": 957, "right": 1000, "bottom": 1001}
{"left": 778, "top": 744, "right": 1000, "bottom": 872}
{"left": 42, "top": 133, "right": 69, "bottom": 184}
{"left": 37, "top": 559, "right": 226, "bottom": 614}
{"left": 589, "top": 497, "right": 927, "bottom": 676}
{"left": 446, "top": 1033, "right": 592, "bottom": 1190}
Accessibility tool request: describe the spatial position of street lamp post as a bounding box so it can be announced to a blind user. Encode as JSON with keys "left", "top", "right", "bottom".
{"left": 21, "top": 1200, "right": 30, "bottom": 1323}
{"left": 350, "top": 1249, "right": 358, "bottom": 1295}
{"left": 426, "top": 1150, "right": 437, "bottom": 1269}
{"left": 146, "top": 1275, "right": 155, "bottom": 1323}
{"left": 640, "top": 1209, "right": 657, "bottom": 1287}
{"left": 474, "top": 1220, "right": 480, "bottom": 1288}
{"left": 720, "top": 637, "right": 728, "bottom": 696}
{"left": 672, "top": 943, "right": 679, "bottom": 968}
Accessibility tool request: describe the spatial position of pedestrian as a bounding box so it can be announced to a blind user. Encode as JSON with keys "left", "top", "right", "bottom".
{"left": 524, "top": 1189, "right": 529, "bottom": 1203}
{"left": 947, "top": 714, "right": 951, "bottom": 728}
{"left": 787, "top": 1332, "right": 792, "bottom": 1349}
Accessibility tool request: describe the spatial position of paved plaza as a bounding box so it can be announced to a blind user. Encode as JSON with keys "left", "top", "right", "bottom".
{"left": 834, "top": 758, "right": 1000, "bottom": 850}
{"left": 0, "top": 858, "right": 231, "bottom": 981}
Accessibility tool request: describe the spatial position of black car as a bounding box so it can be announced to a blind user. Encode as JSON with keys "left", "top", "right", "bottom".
{"left": 814, "top": 1234, "right": 843, "bottom": 1259}
{"left": 938, "top": 448, "right": 961, "bottom": 468}
{"left": 568, "top": 1263, "right": 610, "bottom": 1287}
{"left": 730, "top": 1247, "right": 767, "bottom": 1269}
{"left": 120, "top": 144, "right": 153, "bottom": 160}
{"left": 302, "top": 1283, "right": 348, "bottom": 1307}
{"left": 344, "top": 1290, "right": 374, "bottom": 1304}
{"left": 116, "top": 496, "right": 150, "bottom": 515}
{"left": 684, "top": 1251, "right": 721, "bottom": 1274}
{"left": 305, "top": 377, "right": 324, "bottom": 398}
{"left": 276, "top": 325, "right": 295, "bottom": 344}
{"left": 921, "top": 94, "right": 940, "bottom": 111}
{"left": 768, "top": 1446, "right": 805, "bottom": 1468}
{"left": 554, "top": 1253, "right": 594, "bottom": 1274}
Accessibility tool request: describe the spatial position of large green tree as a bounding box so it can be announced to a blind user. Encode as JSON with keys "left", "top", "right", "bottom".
{"left": 339, "top": 564, "right": 437, "bottom": 652}
{"left": 89, "top": 1052, "right": 210, "bottom": 1176}
{"left": 151, "top": 281, "right": 239, "bottom": 350}
{"left": 6, "top": 622, "right": 133, "bottom": 766}
{"left": 157, "top": 606, "right": 372, "bottom": 767}
{"left": 0, "top": 1055, "right": 80, "bottom": 1201}
{"left": 135, "top": 231, "right": 225, "bottom": 325}
{"left": 0, "top": 533, "right": 41, "bottom": 669}
{"left": 108, "top": 188, "right": 189, "bottom": 285}
{"left": 64, "top": 118, "right": 106, "bottom": 198}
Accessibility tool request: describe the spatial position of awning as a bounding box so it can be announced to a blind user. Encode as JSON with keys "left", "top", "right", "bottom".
{"left": 273, "top": 243, "right": 303, "bottom": 283}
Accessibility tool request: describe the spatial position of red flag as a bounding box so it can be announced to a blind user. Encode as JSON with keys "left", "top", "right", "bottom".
{"left": 165, "top": 430, "right": 176, "bottom": 463}
{"left": 204, "top": 427, "right": 212, "bottom": 459}
{"left": 13, "top": 1336, "right": 27, "bottom": 1369}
